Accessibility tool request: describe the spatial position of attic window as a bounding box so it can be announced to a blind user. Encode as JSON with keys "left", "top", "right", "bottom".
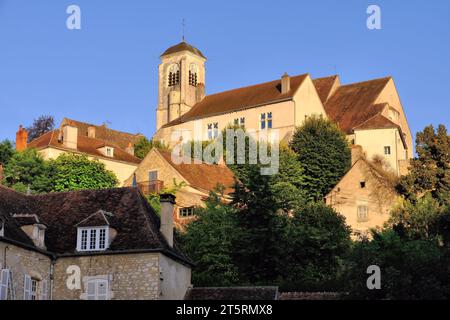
{"left": 77, "top": 227, "right": 109, "bottom": 252}
{"left": 179, "top": 207, "right": 195, "bottom": 218}
{"left": 360, "top": 181, "right": 366, "bottom": 189}
{"left": 105, "top": 147, "right": 113, "bottom": 157}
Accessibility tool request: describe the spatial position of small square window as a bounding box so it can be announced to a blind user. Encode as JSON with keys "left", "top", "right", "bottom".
{"left": 360, "top": 181, "right": 366, "bottom": 189}
{"left": 384, "top": 146, "right": 391, "bottom": 155}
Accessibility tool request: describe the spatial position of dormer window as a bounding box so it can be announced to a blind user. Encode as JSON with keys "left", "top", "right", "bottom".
{"left": 106, "top": 147, "right": 114, "bottom": 157}
{"left": 77, "top": 227, "right": 109, "bottom": 252}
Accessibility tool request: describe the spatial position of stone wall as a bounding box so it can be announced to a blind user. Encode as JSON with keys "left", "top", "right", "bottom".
{"left": 0, "top": 241, "right": 52, "bottom": 300}
{"left": 52, "top": 252, "right": 161, "bottom": 300}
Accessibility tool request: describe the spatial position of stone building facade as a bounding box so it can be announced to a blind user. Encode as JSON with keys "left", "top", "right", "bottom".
{"left": 0, "top": 185, "right": 193, "bottom": 300}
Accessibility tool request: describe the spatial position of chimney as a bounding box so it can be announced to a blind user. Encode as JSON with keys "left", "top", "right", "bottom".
{"left": 62, "top": 125, "right": 78, "bottom": 149}
{"left": 196, "top": 83, "right": 206, "bottom": 102}
{"left": 126, "top": 142, "right": 135, "bottom": 156}
{"left": 281, "top": 73, "right": 291, "bottom": 94}
{"left": 16, "top": 125, "right": 28, "bottom": 151}
{"left": 160, "top": 193, "right": 175, "bottom": 247}
{"left": 88, "top": 126, "right": 96, "bottom": 138}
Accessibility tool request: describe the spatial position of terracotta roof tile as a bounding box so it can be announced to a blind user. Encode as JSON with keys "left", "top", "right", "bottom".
{"left": 162, "top": 74, "right": 309, "bottom": 128}
{"left": 158, "top": 150, "right": 235, "bottom": 195}
{"left": 28, "top": 129, "right": 141, "bottom": 164}
{"left": 62, "top": 118, "right": 144, "bottom": 150}
{"left": 324, "top": 77, "right": 391, "bottom": 134}
{"left": 353, "top": 113, "right": 399, "bottom": 130}
{"left": 313, "top": 75, "right": 339, "bottom": 104}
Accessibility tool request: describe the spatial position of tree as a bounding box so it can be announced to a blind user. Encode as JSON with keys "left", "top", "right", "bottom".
{"left": 134, "top": 137, "right": 167, "bottom": 159}
{"left": 282, "top": 202, "right": 352, "bottom": 291}
{"left": 180, "top": 190, "right": 240, "bottom": 287}
{"left": 290, "top": 116, "right": 351, "bottom": 201}
{"left": 0, "top": 140, "right": 15, "bottom": 166}
{"left": 48, "top": 154, "right": 118, "bottom": 192}
{"left": 26, "top": 115, "right": 55, "bottom": 142}
{"left": 346, "top": 230, "right": 450, "bottom": 300}
{"left": 397, "top": 124, "right": 450, "bottom": 206}
{"left": 3, "top": 149, "right": 53, "bottom": 193}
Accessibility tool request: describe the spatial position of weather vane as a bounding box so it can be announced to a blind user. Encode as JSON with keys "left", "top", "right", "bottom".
{"left": 182, "top": 18, "right": 186, "bottom": 42}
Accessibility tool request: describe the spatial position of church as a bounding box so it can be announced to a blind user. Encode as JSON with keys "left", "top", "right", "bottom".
{"left": 139, "top": 40, "right": 414, "bottom": 236}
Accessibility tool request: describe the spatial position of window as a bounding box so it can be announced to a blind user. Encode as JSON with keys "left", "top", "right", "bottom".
{"left": 0, "top": 219, "right": 4, "bottom": 237}
{"left": 23, "top": 275, "right": 38, "bottom": 300}
{"left": 234, "top": 118, "right": 245, "bottom": 128}
{"left": 207, "top": 123, "right": 219, "bottom": 140}
{"left": 86, "top": 279, "right": 109, "bottom": 300}
{"left": 360, "top": 181, "right": 366, "bottom": 189}
{"left": 260, "top": 112, "right": 273, "bottom": 130}
{"left": 106, "top": 147, "right": 114, "bottom": 157}
{"left": 189, "top": 64, "right": 198, "bottom": 87}
{"left": 149, "top": 170, "right": 158, "bottom": 182}
{"left": 179, "top": 207, "right": 195, "bottom": 218}
{"left": 77, "top": 227, "right": 109, "bottom": 252}
{"left": 30, "top": 279, "right": 38, "bottom": 300}
{"left": 384, "top": 146, "right": 391, "bottom": 155}
{"left": 168, "top": 64, "right": 180, "bottom": 87}
{"left": 0, "top": 269, "right": 10, "bottom": 300}
{"left": 357, "top": 206, "right": 369, "bottom": 222}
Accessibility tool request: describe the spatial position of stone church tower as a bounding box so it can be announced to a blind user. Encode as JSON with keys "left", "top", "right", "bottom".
{"left": 156, "top": 41, "right": 207, "bottom": 130}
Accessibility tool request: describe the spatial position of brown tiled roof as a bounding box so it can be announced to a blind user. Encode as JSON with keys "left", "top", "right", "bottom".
{"left": 75, "top": 210, "right": 112, "bottom": 227}
{"left": 0, "top": 186, "right": 192, "bottom": 265}
{"left": 353, "top": 113, "right": 399, "bottom": 130}
{"left": 0, "top": 185, "right": 35, "bottom": 246}
{"left": 185, "top": 287, "right": 279, "bottom": 300}
{"left": 161, "top": 41, "right": 206, "bottom": 59}
{"left": 313, "top": 75, "right": 339, "bottom": 104}
{"left": 323, "top": 77, "right": 391, "bottom": 134}
{"left": 162, "top": 74, "right": 309, "bottom": 128}
{"left": 62, "top": 118, "right": 144, "bottom": 150}
{"left": 28, "top": 129, "right": 141, "bottom": 164}
{"left": 158, "top": 150, "right": 235, "bottom": 195}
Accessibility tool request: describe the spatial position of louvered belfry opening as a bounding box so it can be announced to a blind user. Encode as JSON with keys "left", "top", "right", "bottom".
{"left": 168, "top": 70, "right": 180, "bottom": 87}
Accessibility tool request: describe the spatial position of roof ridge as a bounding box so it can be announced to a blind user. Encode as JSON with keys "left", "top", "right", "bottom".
{"left": 339, "top": 76, "right": 392, "bottom": 88}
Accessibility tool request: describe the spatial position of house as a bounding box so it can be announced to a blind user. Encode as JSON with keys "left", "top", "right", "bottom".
{"left": 23, "top": 118, "right": 143, "bottom": 185}
{"left": 124, "top": 148, "right": 235, "bottom": 227}
{"left": 0, "top": 184, "right": 193, "bottom": 300}
{"left": 149, "top": 41, "right": 413, "bottom": 233}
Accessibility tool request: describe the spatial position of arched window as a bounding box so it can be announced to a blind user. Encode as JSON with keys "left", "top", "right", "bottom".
{"left": 189, "top": 64, "right": 198, "bottom": 87}
{"left": 168, "top": 64, "right": 180, "bottom": 87}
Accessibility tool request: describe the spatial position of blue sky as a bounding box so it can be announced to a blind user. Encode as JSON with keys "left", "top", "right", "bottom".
{"left": 0, "top": 0, "right": 449, "bottom": 143}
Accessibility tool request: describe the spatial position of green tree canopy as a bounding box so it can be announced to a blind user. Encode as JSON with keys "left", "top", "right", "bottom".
{"left": 181, "top": 190, "right": 240, "bottom": 287}
{"left": 0, "top": 140, "right": 15, "bottom": 166}
{"left": 48, "top": 154, "right": 118, "bottom": 192}
{"left": 397, "top": 124, "right": 450, "bottom": 206}
{"left": 26, "top": 115, "right": 55, "bottom": 142}
{"left": 3, "top": 148, "right": 53, "bottom": 193}
{"left": 134, "top": 136, "right": 167, "bottom": 159}
{"left": 290, "top": 116, "right": 351, "bottom": 201}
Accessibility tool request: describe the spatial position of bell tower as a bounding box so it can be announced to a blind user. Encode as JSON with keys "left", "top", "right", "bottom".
{"left": 156, "top": 41, "right": 207, "bottom": 130}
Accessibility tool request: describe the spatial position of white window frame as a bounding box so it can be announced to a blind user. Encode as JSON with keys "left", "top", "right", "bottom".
{"left": 106, "top": 147, "right": 114, "bottom": 157}
{"left": 23, "top": 274, "right": 31, "bottom": 300}
{"left": 179, "top": 207, "right": 195, "bottom": 218}
{"left": 384, "top": 146, "right": 391, "bottom": 155}
{"left": 30, "top": 278, "right": 38, "bottom": 300}
{"left": 77, "top": 226, "right": 109, "bottom": 252}
{"left": 0, "top": 269, "right": 10, "bottom": 300}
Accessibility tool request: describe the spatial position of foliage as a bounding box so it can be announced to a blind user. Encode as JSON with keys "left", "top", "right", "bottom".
{"left": 281, "top": 202, "right": 352, "bottom": 291}
{"left": 346, "top": 230, "right": 450, "bottom": 300}
{"left": 290, "top": 116, "right": 351, "bottom": 201}
{"left": 0, "top": 140, "right": 15, "bottom": 166}
{"left": 134, "top": 137, "right": 168, "bottom": 159}
{"left": 2, "top": 149, "right": 53, "bottom": 193}
{"left": 397, "top": 124, "right": 450, "bottom": 206}
{"left": 48, "top": 154, "right": 118, "bottom": 192}
{"left": 181, "top": 190, "right": 240, "bottom": 287}
{"left": 26, "top": 115, "right": 55, "bottom": 142}
{"left": 145, "top": 179, "right": 187, "bottom": 214}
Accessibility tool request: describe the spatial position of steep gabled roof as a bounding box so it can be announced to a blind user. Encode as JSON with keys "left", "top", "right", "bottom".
{"left": 28, "top": 129, "right": 141, "bottom": 164}
{"left": 0, "top": 186, "right": 193, "bottom": 266}
{"left": 313, "top": 75, "right": 340, "bottom": 104}
{"left": 323, "top": 77, "right": 391, "bottom": 134}
{"left": 162, "top": 74, "right": 309, "bottom": 128}
{"left": 62, "top": 118, "right": 144, "bottom": 151}
{"left": 157, "top": 149, "right": 235, "bottom": 195}
{"left": 353, "top": 113, "right": 399, "bottom": 131}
